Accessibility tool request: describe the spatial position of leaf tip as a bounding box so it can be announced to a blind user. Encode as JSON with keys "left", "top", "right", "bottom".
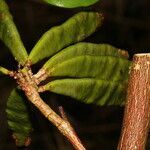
{"left": 12, "top": 134, "right": 31, "bottom": 147}
{"left": 96, "top": 12, "right": 104, "bottom": 28}
{"left": 118, "top": 49, "right": 129, "bottom": 58}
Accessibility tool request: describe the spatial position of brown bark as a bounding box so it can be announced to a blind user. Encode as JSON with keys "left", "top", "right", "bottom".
{"left": 10, "top": 67, "right": 86, "bottom": 150}
{"left": 118, "top": 54, "right": 150, "bottom": 150}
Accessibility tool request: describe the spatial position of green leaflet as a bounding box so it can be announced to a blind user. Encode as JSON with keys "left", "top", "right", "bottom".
{"left": 43, "top": 42, "right": 129, "bottom": 70}
{"left": 44, "top": 56, "right": 130, "bottom": 82}
{"left": 6, "top": 88, "right": 32, "bottom": 147}
{"left": 43, "top": 0, "right": 99, "bottom": 8}
{"left": 43, "top": 78, "right": 126, "bottom": 105}
{"left": 0, "top": 66, "right": 9, "bottom": 75}
{"left": 0, "top": 0, "right": 28, "bottom": 65}
{"left": 29, "top": 12, "right": 103, "bottom": 64}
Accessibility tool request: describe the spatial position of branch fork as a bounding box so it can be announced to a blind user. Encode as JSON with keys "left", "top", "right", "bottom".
{"left": 8, "top": 66, "right": 86, "bottom": 150}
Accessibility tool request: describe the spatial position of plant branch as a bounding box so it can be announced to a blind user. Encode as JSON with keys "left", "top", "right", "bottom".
{"left": 118, "top": 53, "right": 150, "bottom": 150}
{"left": 11, "top": 67, "right": 86, "bottom": 150}
{"left": 58, "top": 106, "right": 83, "bottom": 143}
{"left": 58, "top": 106, "right": 68, "bottom": 121}
{"left": 34, "top": 68, "right": 48, "bottom": 85}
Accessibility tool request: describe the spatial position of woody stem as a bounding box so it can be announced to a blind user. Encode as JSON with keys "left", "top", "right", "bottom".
{"left": 118, "top": 54, "right": 150, "bottom": 150}
{"left": 12, "top": 67, "right": 86, "bottom": 150}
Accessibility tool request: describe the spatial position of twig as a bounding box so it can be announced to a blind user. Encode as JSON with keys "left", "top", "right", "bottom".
{"left": 11, "top": 67, "right": 86, "bottom": 150}
{"left": 34, "top": 68, "right": 48, "bottom": 85}
{"left": 58, "top": 106, "right": 83, "bottom": 145}
{"left": 118, "top": 53, "right": 150, "bottom": 150}
{"left": 59, "top": 106, "right": 68, "bottom": 121}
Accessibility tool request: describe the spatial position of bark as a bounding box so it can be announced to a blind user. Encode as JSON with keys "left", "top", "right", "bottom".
{"left": 11, "top": 67, "right": 86, "bottom": 150}
{"left": 118, "top": 53, "right": 150, "bottom": 150}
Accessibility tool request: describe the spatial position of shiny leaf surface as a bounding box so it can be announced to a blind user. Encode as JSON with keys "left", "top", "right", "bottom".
{"left": 43, "top": 0, "right": 99, "bottom": 8}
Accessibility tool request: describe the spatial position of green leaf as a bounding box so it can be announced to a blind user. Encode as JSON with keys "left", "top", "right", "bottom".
{"left": 6, "top": 88, "right": 32, "bottom": 147}
{"left": 45, "top": 55, "right": 130, "bottom": 82}
{"left": 43, "top": 42, "right": 129, "bottom": 71}
{"left": 38, "top": 42, "right": 131, "bottom": 105}
{"left": 0, "top": 66, "right": 9, "bottom": 75}
{"left": 42, "top": 0, "right": 100, "bottom": 8}
{"left": 29, "top": 12, "right": 103, "bottom": 64}
{"left": 36, "top": 42, "right": 130, "bottom": 106}
{"left": 42, "top": 78, "right": 127, "bottom": 105}
{"left": 0, "top": 0, "right": 28, "bottom": 65}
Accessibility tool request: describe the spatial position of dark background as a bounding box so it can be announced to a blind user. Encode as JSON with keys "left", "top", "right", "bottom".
{"left": 0, "top": 0, "right": 150, "bottom": 150}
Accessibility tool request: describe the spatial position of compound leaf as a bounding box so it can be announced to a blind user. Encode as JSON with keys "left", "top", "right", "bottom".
{"left": 42, "top": 0, "right": 100, "bottom": 8}
{"left": 29, "top": 12, "right": 103, "bottom": 64}
{"left": 0, "top": 0, "right": 28, "bottom": 65}
{"left": 6, "top": 88, "right": 32, "bottom": 147}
